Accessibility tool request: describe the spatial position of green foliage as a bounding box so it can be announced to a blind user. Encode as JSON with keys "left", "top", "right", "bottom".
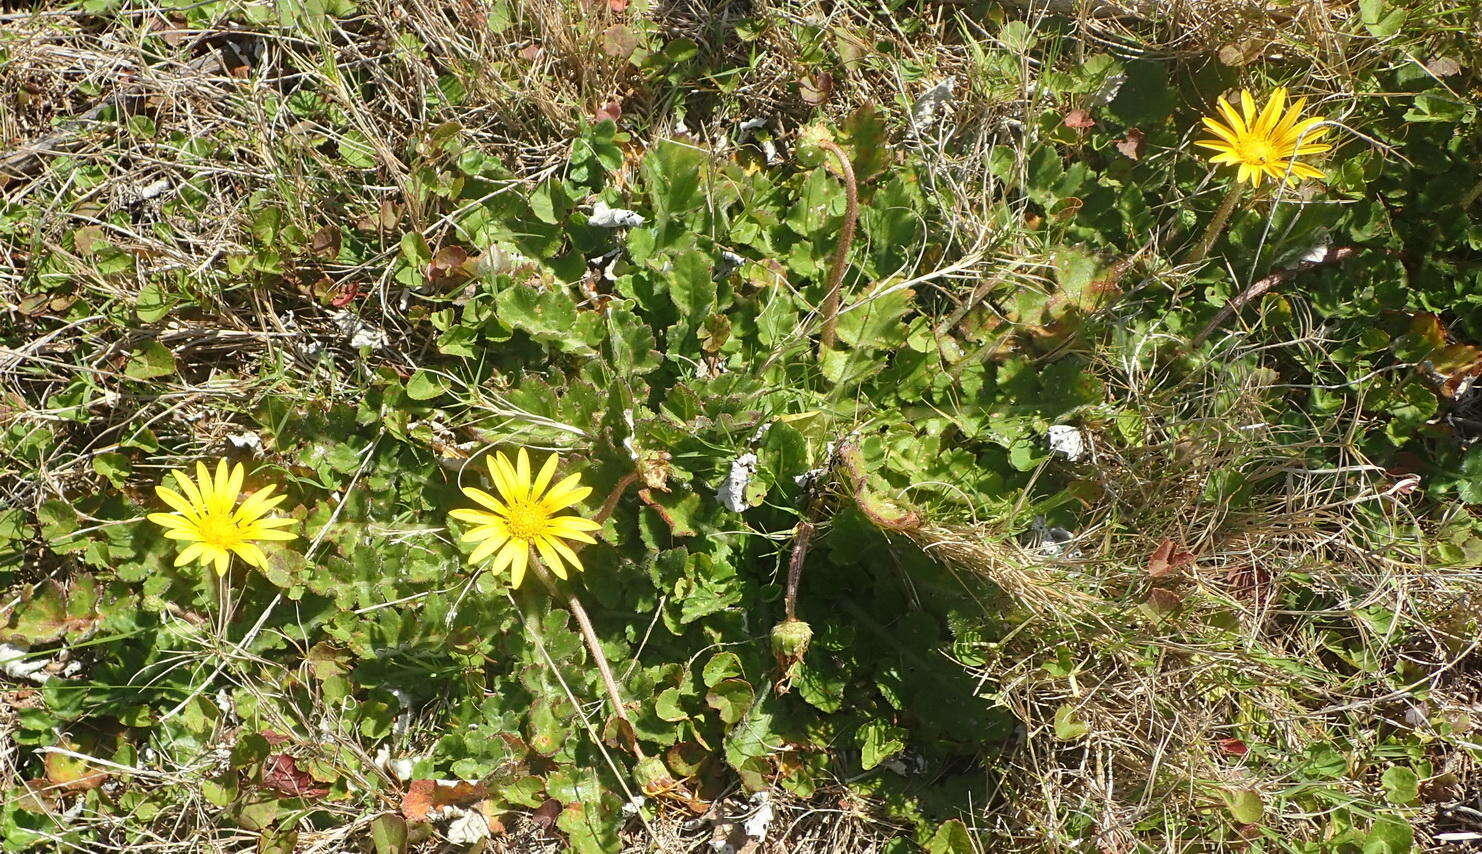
{"left": 2, "top": 0, "right": 1478, "bottom": 851}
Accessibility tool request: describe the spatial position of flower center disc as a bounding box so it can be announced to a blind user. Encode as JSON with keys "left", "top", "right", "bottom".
{"left": 504, "top": 500, "right": 548, "bottom": 543}
{"left": 196, "top": 512, "right": 237, "bottom": 548}
{"left": 1238, "top": 137, "right": 1276, "bottom": 165}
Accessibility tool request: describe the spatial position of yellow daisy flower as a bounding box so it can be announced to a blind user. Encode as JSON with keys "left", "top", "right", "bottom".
{"left": 147, "top": 460, "right": 297, "bottom": 575}
{"left": 451, "top": 449, "right": 601, "bottom": 588}
{"left": 1196, "top": 87, "right": 1331, "bottom": 187}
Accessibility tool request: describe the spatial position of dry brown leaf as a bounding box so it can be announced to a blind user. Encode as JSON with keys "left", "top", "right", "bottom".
{"left": 1115, "top": 128, "right": 1146, "bottom": 161}
{"left": 401, "top": 779, "right": 489, "bottom": 822}
{"left": 1146, "top": 539, "right": 1194, "bottom": 579}
{"left": 261, "top": 754, "right": 329, "bottom": 799}
{"left": 800, "top": 72, "right": 835, "bottom": 106}
{"left": 308, "top": 225, "right": 341, "bottom": 259}
{"left": 1062, "top": 109, "right": 1095, "bottom": 129}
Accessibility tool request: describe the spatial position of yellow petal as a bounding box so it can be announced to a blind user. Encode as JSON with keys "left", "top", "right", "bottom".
{"left": 549, "top": 515, "right": 601, "bottom": 532}
{"left": 198, "top": 461, "right": 220, "bottom": 512}
{"left": 235, "top": 490, "right": 286, "bottom": 524}
{"left": 451, "top": 507, "right": 499, "bottom": 525}
{"left": 490, "top": 538, "right": 523, "bottom": 574}
{"left": 491, "top": 453, "right": 523, "bottom": 503}
{"left": 1255, "top": 88, "right": 1285, "bottom": 136}
{"left": 1271, "top": 96, "right": 1310, "bottom": 140}
{"left": 469, "top": 533, "right": 508, "bottom": 564}
{"left": 535, "top": 537, "right": 567, "bottom": 579}
{"left": 508, "top": 544, "right": 529, "bottom": 588}
{"left": 542, "top": 485, "right": 592, "bottom": 512}
{"left": 548, "top": 537, "right": 584, "bottom": 574}
{"left": 531, "top": 453, "right": 560, "bottom": 501}
{"left": 1239, "top": 90, "right": 1257, "bottom": 127}
{"left": 213, "top": 549, "right": 230, "bottom": 575}
{"left": 1216, "top": 96, "right": 1245, "bottom": 135}
{"left": 147, "top": 511, "right": 191, "bottom": 529}
{"left": 171, "top": 470, "right": 205, "bottom": 511}
{"left": 1194, "top": 140, "right": 1234, "bottom": 152}
{"left": 164, "top": 528, "right": 203, "bottom": 541}
{"left": 1201, "top": 116, "right": 1240, "bottom": 144}
{"left": 225, "top": 462, "right": 245, "bottom": 506}
{"left": 155, "top": 486, "right": 199, "bottom": 518}
{"left": 461, "top": 487, "right": 507, "bottom": 515}
{"left": 175, "top": 541, "right": 206, "bottom": 567}
{"left": 516, "top": 449, "right": 532, "bottom": 491}
{"left": 463, "top": 523, "right": 510, "bottom": 543}
{"left": 231, "top": 542, "right": 268, "bottom": 568}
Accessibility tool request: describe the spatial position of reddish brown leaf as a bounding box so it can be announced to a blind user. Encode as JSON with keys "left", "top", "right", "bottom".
{"left": 1426, "top": 56, "right": 1462, "bottom": 77}
{"left": 1115, "top": 128, "right": 1146, "bottom": 161}
{"left": 531, "top": 797, "right": 561, "bottom": 831}
{"left": 261, "top": 754, "right": 329, "bottom": 799}
{"left": 1146, "top": 539, "right": 1195, "bottom": 579}
{"left": 308, "top": 225, "right": 341, "bottom": 259}
{"left": 799, "top": 72, "right": 835, "bottom": 106}
{"left": 428, "top": 245, "right": 472, "bottom": 287}
{"left": 401, "top": 779, "right": 488, "bottom": 822}
{"left": 594, "top": 99, "right": 623, "bottom": 123}
{"left": 329, "top": 282, "right": 360, "bottom": 308}
{"left": 519, "top": 43, "right": 542, "bottom": 62}
{"left": 1218, "top": 737, "right": 1250, "bottom": 757}
{"left": 609, "top": 0, "right": 629, "bottom": 11}
{"left": 600, "top": 25, "right": 636, "bottom": 59}
{"left": 1143, "top": 586, "right": 1183, "bottom": 615}
{"left": 1062, "top": 109, "right": 1095, "bottom": 129}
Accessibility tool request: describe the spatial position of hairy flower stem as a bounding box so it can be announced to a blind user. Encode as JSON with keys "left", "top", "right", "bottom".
{"left": 1185, "top": 184, "right": 1243, "bottom": 265}
{"left": 783, "top": 520, "right": 816, "bottom": 621}
{"left": 815, "top": 139, "right": 859, "bottom": 357}
{"left": 531, "top": 558, "right": 646, "bottom": 759}
{"left": 1462, "top": 176, "right": 1482, "bottom": 210}
{"left": 594, "top": 471, "right": 638, "bottom": 524}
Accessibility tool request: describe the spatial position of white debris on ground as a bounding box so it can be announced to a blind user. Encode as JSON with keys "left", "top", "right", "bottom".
{"left": 589, "top": 200, "right": 645, "bottom": 228}
{"left": 911, "top": 78, "right": 955, "bottom": 131}
{"left": 1030, "top": 517, "right": 1079, "bottom": 559}
{"left": 1301, "top": 244, "right": 1331, "bottom": 263}
{"left": 429, "top": 806, "right": 492, "bottom": 844}
{"left": 1088, "top": 70, "right": 1127, "bottom": 106}
{"left": 736, "top": 117, "right": 768, "bottom": 140}
{"left": 224, "top": 431, "right": 263, "bottom": 455}
{"left": 713, "top": 249, "right": 745, "bottom": 280}
{"left": 1047, "top": 424, "right": 1086, "bottom": 461}
{"left": 330, "top": 310, "right": 389, "bottom": 349}
{"left": 389, "top": 686, "right": 413, "bottom": 738}
{"left": 372, "top": 745, "right": 419, "bottom": 781}
{"left": 742, "top": 790, "right": 773, "bottom": 840}
{"left": 882, "top": 749, "right": 930, "bottom": 777}
{"left": 0, "top": 642, "right": 52, "bottom": 684}
{"left": 716, "top": 453, "right": 758, "bottom": 513}
{"left": 621, "top": 794, "right": 647, "bottom": 816}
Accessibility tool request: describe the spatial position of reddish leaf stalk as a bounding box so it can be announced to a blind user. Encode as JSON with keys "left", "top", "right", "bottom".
{"left": 816, "top": 139, "right": 859, "bottom": 355}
